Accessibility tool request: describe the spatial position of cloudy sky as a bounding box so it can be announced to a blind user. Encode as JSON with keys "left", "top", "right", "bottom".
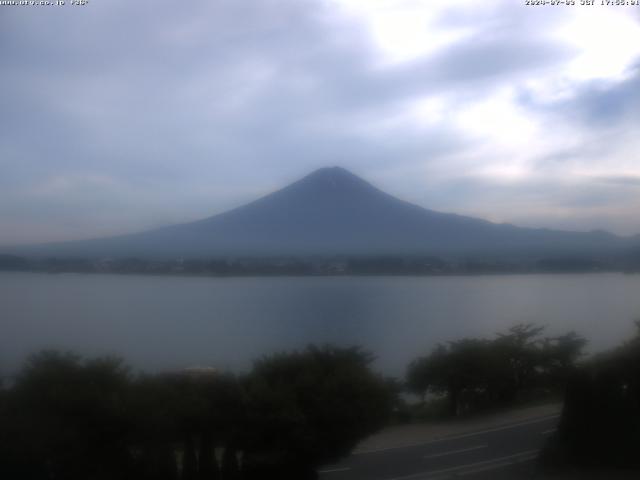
{"left": 1, "top": 0, "right": 639, "bottom": 245}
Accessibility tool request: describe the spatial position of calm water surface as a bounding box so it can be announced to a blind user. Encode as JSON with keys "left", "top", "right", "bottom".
{"left": 2, "top": 272, "right": 640, "bottom": 377}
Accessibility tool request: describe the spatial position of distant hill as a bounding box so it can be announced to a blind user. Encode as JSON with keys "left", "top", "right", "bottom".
{"left": 6, "top": 167, "right": 638, "bottom": 259}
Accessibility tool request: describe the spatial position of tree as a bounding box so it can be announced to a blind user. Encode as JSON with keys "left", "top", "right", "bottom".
{"left": 543, "top": 323, "right": 640, "bottom": 470}
{"left": 128, "top": 370, "right": 244, "bottom": 480}
{"left": 407, "top": 347, "right": 441, "bottom": 412}
{"left": 539, "top": 331, "right": 587, "bottom": 389}
{"left": 408, "top": 339, "right": 505, "bottom": 416}
{"left": 1, "top": 345, "right": 395, "bottom": 480}
{"left": 241, "top": 345, "right": 394, "bottom": 479}
{"left": 406, "top": 324, "right": 587, "bottom": 417}
{"left": 3, "top": 351, "right": 133, "bottom": 480}
{"left": 494, "top": 323, "right": 546, "bottom": 399}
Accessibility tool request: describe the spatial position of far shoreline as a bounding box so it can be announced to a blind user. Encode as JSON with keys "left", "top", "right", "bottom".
{"left": 1, "top": 268, "right": 638, "bottom": 280}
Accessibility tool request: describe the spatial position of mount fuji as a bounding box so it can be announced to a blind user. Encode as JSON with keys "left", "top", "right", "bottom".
{"left": 8, "top": 167, "right": 635, "bottom": 259}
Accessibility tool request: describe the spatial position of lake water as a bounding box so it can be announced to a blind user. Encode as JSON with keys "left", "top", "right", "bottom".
{"left": 2, "top": 272, "right": 640, "bottom": 378}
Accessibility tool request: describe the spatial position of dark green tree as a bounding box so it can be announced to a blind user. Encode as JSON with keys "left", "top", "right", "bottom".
{"left": 407, "top": 324, "right": 586, "bottom": 417}
{"left": 543, "top": 323, "right": 640, "bottom": 470}
{"left": 221, "top": 445, "right": 241, "bottom": 480}
{"left": 3, "top": 351, "right": 133, "bottom": 480}
{"left": 540, "top": 331, "right": 587, "bottom": 389}
{"left": 241, "top": 345, "right": 394, "bottom": 479}
{"left": 129, "top": 370, "right": 243, "bottom": 480}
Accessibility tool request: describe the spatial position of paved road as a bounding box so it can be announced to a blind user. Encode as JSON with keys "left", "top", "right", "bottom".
{"left": 318, "top": 414, "right": 559, "bottom": 480}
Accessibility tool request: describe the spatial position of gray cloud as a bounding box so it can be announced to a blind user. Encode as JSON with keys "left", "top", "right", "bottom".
{"left": 518, "top": 66, "right": 640, "bottom": 128}
{"left": 596, "top": 175, "right": 640, "bottom": 187}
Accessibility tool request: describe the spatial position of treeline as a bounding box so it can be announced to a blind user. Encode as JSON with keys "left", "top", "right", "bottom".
{"left": 542, "top": 322, "right": 640, "bottom": 471}
{"left": 0, "top": 346, "right": 394, "bottom": 480}
{"left": 2, "top": 324, "right": 638, "bottom": 477}
{"left": 405, "top": 324, "right": 586, "bottom": 418}
{"left": 405, "top": 323, "right": 640, "bottom": 472}
{"left": 0, "top": 253, "right": 630, "bottom": 276}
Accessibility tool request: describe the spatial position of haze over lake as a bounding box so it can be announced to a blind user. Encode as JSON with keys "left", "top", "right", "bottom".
{"left": 2, "top": 272, "right": 639, "bottom": 378}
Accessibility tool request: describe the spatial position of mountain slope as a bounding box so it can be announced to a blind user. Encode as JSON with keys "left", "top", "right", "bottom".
{"left": 9, "top": 167, "right": 634, "bottom": 258}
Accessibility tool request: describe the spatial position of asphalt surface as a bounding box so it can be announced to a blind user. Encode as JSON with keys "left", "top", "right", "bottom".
{"left": 318, "top": 414, "right": 559, "bottom": 480}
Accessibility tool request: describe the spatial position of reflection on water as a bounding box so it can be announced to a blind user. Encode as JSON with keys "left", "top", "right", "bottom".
{"left": 1, "top": 272, "right": 639, "bottom": 377}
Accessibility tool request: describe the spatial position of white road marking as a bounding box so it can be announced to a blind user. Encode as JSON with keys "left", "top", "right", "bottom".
{"left": 423, "top": 444, "right": 487, "bottom": 459}
{"left": 457, "top": 450, "right": 539, "bottom": 477}
{"left": 355, "top": 414, "right": 559, "bottom": 455}
{"left": 318, "top": 467, "right": 351, "bottom": 474}
{"left": 541, "top": 428, "right": 557, "bottom": 435}
{"left": 384, "top": 449, "right": 539, "bottom": 480}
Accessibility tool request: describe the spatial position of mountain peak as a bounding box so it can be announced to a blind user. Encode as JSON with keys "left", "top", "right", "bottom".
{"left": 305, "top": 166, "right": 358, "bottom": 181}
{"left": 294, "top": 166, "right": 379, "bottom": 194}
{"left": 311, "top": 166, "right": 352, "bottom": 175}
